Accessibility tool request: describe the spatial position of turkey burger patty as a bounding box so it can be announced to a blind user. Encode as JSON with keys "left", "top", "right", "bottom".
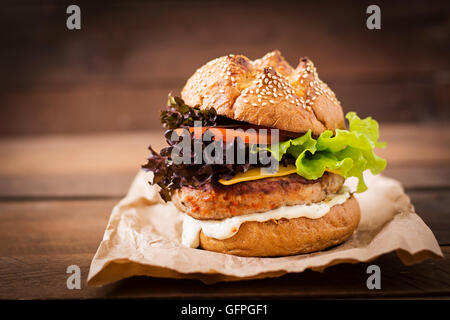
{"left": 172, "top": 172, "right": 345, "bottom": 220}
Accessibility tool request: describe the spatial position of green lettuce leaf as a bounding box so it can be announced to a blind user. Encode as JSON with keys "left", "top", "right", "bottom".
{"left": 266, "top": 112, "right": 387, "bottom": 192}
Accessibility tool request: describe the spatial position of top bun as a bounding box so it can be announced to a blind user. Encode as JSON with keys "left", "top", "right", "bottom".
{"left": 181, "top": 50, "right": 345, "bottom": 135}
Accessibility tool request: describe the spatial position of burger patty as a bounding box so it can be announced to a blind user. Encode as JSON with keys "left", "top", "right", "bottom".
{"left": 172, "top": 172, "right": 345, "bottom": 220}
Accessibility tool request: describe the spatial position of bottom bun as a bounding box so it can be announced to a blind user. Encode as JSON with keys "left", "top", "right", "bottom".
{"left": 199, "top": 195, "right": 361, "bottom": 257}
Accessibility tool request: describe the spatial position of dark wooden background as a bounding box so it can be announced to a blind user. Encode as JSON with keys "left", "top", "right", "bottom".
{"left": 0, "top": 0, "right": 449, "bottom": 300}
{"left": 0, "top": 0, "right": 449, "bottom": 136}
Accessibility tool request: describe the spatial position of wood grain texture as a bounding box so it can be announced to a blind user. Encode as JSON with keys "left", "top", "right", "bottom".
{"left": 409, "top": 190, "right": 450, "bottom": 245}
{"left": 0, "top": 0, "right": 449, "bottom": 135}
{"left": 0, "top": 0, "right": 448, "bottom": 300}
{"left": 0, "top": 199, "right": 448, "bottom": 299}
{"left": 0, "top": 249, "right": 449, "bottom": 299}
{"left": 0, "top": 200, "right": 114, "bottom": 257}
{"left": 0, "top": 124, "right": 449, "bottom": 197}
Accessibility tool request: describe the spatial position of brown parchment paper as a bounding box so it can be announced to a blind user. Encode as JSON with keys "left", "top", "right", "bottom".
{"left": 87, "top": 171, "right": 443, "bottom": 286}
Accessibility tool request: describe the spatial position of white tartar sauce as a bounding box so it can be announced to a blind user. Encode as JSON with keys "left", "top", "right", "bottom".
{"left": 182, "top": 186, "right": 351, "bottom": 248}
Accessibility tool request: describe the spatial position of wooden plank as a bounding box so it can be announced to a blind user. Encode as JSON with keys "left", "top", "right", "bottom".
{"left": 0, "top": 192, "right": 446, "bottom": 257}
{"left": 0, "top": 131, "right": 164, "bottom": 177}
{"left": 0, "top": 1, "right": 449, "bottom": 135}
{"left": 96, "top": 247, "right": 450, "bottom": 299}
{"left": 0, "top": 1, "right": 448, "bottom": 301}
{"left": 0, "top": 200, "right": 115, "bottom": 257}
{"left": 0, "top": 197, "right": 448, "bottom": 299}
{"left": 0, "top": 173, "right": 134, "bottom": 198}
{"left": 2, "top": 1, "right": 449, "bottom": 81}
{"left": 377, "top": 123, "right": 450, "bottom": 165}
{"left": 0, "top": 87, "right": 170, "bottom": 136}
{"left": 0, "top": 166, "right": 448, "bottom": 199}
{"left": 0, "top": 125, "right": 448, "bottom": 197}
{"left": 0, "top": 249, "right": 448, "bottom": 299}
{"left": 383, "top": 166, "right": 450, "bottom": 190}
{"left": 409, "top": 190, "right": 450, "bottom": 245}
{"left": 1, "top": 81, "right": 448, "bottom": 136}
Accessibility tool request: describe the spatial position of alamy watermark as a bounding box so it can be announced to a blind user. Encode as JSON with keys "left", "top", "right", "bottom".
{"left": 66, "top": 5, "right": 81, "bottom": 30}
{"left": 366, "top": 264, "right": 381, "bottom": 290}
{"left": 66, "top": 264, "right": 81, "bottom": 289}
{"left": 65, "top": 5, "right": 380, "bottom": 31}
{"left": 366, "top": 5, "right": 381, "bottom": 30}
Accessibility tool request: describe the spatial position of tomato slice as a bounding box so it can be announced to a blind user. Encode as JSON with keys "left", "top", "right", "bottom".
{"left": 173, "top": 126, "right": 293, "bottom": 144}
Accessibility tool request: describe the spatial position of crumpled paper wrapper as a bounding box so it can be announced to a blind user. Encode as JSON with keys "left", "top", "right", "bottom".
{"left": 87, "top": 171, "right": 443, "bottom": 286}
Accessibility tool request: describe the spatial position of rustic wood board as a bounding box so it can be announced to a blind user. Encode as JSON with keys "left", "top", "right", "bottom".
{"left": 0, "top": 124, "right": 449, "bottom": 197}
{"left": 0, "top": 1, "right": 449, "bottom": 135}
{"left": 0, "top": 199, "right": 448, "bottom": 299}
{"left": 0, "top": 125, "right": 448, "bottom": 299}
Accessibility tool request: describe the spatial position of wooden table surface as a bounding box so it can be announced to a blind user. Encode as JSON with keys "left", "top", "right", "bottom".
{"left": 0, "top": 123, "right": 449, "bottom": 299}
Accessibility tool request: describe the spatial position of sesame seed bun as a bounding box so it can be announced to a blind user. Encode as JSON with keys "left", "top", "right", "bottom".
{"left": 181, "top": 50, "right": 345, "bottom": 136}
{"left": 198, "top": 195, "right": 361, "bottom": 257}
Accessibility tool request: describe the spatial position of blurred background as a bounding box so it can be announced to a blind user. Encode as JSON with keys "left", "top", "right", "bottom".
{"left": 1, "top": 0, "right": 449, "bottom": 137}
{"left": 0, "top": 1, "right": 450, "bottom": 300}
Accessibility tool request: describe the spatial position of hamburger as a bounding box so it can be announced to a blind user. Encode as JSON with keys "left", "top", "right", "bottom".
{"left": 142, "top": 50, "right": 386, "bottom": 257}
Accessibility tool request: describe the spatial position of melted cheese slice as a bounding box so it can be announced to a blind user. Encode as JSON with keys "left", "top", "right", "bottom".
{"left": 219, "top": 165, "right": 342, "bottom": 185}
{"left": 219, "top": 165, "right": 297, "bottom": 185}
